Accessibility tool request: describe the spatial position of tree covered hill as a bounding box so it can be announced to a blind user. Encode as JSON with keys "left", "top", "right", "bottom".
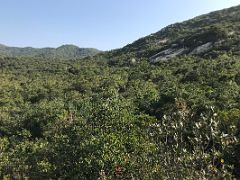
{"left": 0, "top": 44, "right": 101, "bottom": 59}
{"left": 104, "top": 4, "right": 240, "bottom": 63}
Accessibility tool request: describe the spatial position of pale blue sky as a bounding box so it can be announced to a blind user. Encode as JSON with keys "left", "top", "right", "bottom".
{"left": 0, "top": 0, "right": 239, "bottom": 50}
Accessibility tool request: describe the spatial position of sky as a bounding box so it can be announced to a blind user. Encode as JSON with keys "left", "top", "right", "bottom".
{"left": 0, "top": 0, "right": 240, "bottom": 50}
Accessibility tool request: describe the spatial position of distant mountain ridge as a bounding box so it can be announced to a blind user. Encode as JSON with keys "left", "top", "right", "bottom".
{"left": 0, "top": 44, "right": 101, "bottom": 59}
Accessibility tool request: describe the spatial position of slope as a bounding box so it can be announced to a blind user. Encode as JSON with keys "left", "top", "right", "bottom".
{"left": 106, "top": 5, "right": 240, "bottom": 63}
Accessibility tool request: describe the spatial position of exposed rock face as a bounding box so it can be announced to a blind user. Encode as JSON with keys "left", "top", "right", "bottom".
{"left": 149, "top": 47, "right": 187, "bottom": 63}
{"left": 189, "top": 42, "right": 213, "bottom": 55}
{"left": 149, "top": 40, "right": 219, "bottom": 63}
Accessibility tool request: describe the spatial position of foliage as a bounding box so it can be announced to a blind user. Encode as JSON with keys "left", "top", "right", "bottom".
{"left": 1, "top": 54, "right": 240, "bottom": 179}
{"left": 1, "top": 4, "right": 240, "bottom": 179}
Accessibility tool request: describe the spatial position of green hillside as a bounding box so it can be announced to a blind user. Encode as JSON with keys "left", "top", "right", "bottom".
{"left": 1, "top": 5, "right": 240, "bottom": 179}
{"left": 0, "top": 44, "right": 101, "bottom": 59}
{"left": 103, "top": 5, "right": 240, "bottom": 64}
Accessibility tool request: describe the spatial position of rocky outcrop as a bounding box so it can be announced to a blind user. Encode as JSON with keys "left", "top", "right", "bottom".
{"left": 149, "top": 47, "right": 187, "bottom": 63}
{"left": 189, "top": 42, "right": 213, "bottom": 55}
{"left": 149, "top": 41, "right": 218, "bottom": 63}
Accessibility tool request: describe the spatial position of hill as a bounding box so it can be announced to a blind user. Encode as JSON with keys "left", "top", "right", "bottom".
{"left": 104, "top": 5, "right": 240, "bottom": 63}
{"left": 0, "top": 44, "right": 101, "bottom": 59}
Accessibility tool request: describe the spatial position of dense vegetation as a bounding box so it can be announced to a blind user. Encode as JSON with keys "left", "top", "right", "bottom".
{"left": 1, "top": 54, "right": 240, "bottom": 179}
{"left": 1, "top": 4, "right": 240, "bottom": 179}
